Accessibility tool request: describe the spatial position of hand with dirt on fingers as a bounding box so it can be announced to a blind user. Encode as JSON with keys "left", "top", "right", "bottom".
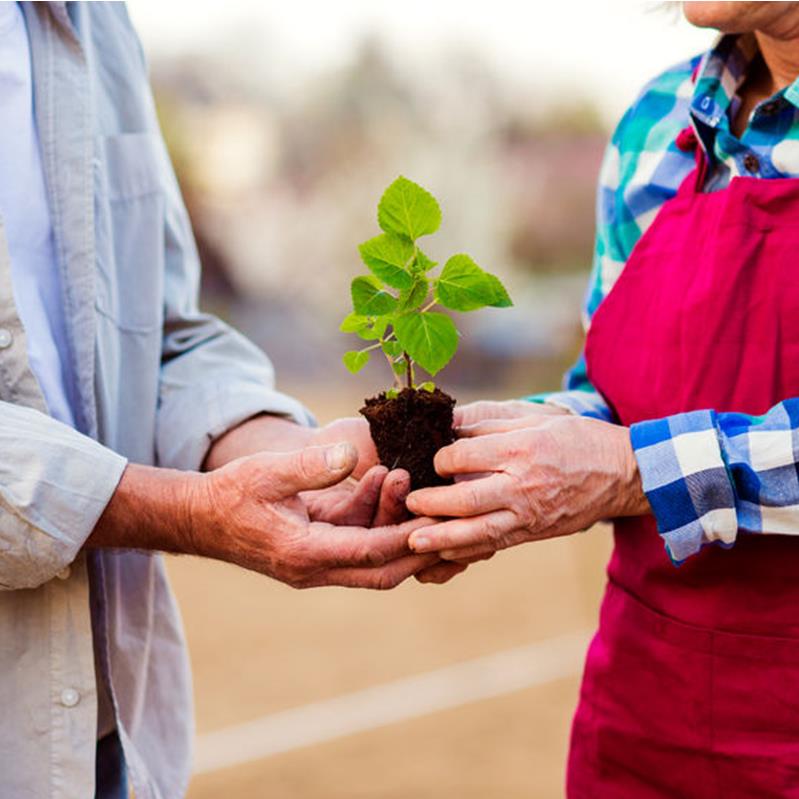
{"left": 412, "top": 403, "right": 569, "bottom": 584}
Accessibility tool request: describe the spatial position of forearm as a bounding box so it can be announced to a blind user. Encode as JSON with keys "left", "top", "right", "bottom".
{"left": 202, "top": 414, "right": 378, "bottom": 478}
{"left": 86, "top": 463, "right": 203, "bottom": 554}
{"left": 203, "top": 414, "right": 315, "bottom": 471}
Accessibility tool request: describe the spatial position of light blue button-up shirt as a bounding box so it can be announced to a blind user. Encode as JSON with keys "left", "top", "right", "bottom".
{"left": 0, "top": 4, "right": 312, "bottom": 798}
{"left": 0, "top": 1, "right": 76, "bottom": 427}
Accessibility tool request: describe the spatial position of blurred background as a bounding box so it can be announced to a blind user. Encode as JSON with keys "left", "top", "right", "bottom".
{"left": 127, "top": 2, "right": 714, "bottom": 796}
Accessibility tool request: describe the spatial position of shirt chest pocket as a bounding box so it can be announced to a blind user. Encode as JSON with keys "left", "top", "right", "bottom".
{"left": 94, "top": 133, "right": 166, "bottom": 334}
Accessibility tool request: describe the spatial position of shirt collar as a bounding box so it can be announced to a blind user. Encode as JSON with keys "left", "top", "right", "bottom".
{"left": 691, "top": 32, "right": 799, "bottom": 124}
{"left": 690, "top": 33, "right": 799, "bottom": 169}
{"left": 691, "top": 33, "right": 759, "bottom": 127}
{"left": 24, "top": 1, "right": 78, "bottom": 44}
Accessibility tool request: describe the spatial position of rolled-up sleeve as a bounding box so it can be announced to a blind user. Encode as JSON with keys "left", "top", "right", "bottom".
{"left": 631, "top": 400, "right": 799, "bottom": 564}
{"left": 154, "top": 139, "right": 313, "bottom": 473}
{"left": 0, "top": 401, "right": 127, "bottom": 590}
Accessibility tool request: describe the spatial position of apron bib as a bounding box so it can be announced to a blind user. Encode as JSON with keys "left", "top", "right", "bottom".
{"left": 567, "top": 140, "right": 799, "bottom": 798}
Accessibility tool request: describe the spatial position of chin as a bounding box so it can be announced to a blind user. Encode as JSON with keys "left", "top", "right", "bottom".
{"left": 682, "top": 1, "right": 762, "bottom": 32}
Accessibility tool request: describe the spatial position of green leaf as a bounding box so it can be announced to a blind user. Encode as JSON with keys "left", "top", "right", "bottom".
{"left": 340, "top": 312, "right": 370, "bottom": 334}
{"left": 398, "top": 276, "right": 429, "bottom": 312}
{"left": 435, "top": 254, "right": 513, "bottom": 311}
{"left": 386, "top": 388, "right": 400, "bottom": 399}
{"left": 393, "top": 311, "right": 458, "bottom": 376}
{"left": 382, "top": 339, "right": 403, "bottom": 357}
{"left": 343, "top": 350, "right": 370, "bottom": 373}
{"left": 351, "top": 276, "right": 398, "bottom": 316}
{"left": 358, "top": 234, "right": 414, "bottom": 290}
{"left": 414, "top": 249, "right": 438, "bottom": 273}
{"left": 378, "top": 176, "right": 442, "bottom": 241}
{"left": 483, "top": 273, "right": 513, "bottom": 308}
{"left": 392, "top": 359, "right": 408, "bottom": 376}
{"left": 418, "top": 381, "right": 436, "bottom": 392}
{"left": 357, "top": 316, "right": 390, "bottom": 341}
{"left": 341, "top": 311, "right": 387, "bottom": 341}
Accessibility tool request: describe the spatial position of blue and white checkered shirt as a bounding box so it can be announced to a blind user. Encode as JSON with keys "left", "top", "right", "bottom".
{"left": 535, "top": 33, "right": 799, "bottom": 563}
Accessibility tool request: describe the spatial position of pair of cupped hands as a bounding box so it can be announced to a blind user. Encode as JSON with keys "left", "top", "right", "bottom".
{"left": 198, "top": 400, "right": 647, "bottom": 590}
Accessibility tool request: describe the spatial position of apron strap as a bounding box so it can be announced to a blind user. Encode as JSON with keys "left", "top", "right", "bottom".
{"left": 676, "top": 62, "right": 710, "bottom": 193}
{"left": 675, "top": 125, "right": 710, "bottom": 195}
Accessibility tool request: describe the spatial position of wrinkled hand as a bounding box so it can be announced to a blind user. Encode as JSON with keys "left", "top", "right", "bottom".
{"left": 203, "top": 413, "right": 408, "bottom": 528}
{"left": 405, "top": 415, "right": 649, "bottom": 563}
{"left": 454, "top": 399, "right": 569, "bottom": 428}
{"left": 302, "top": 464, "right": 410, "bottom": 527}
{"left": 409, "top": 400, "right": 569, "bottom": 584}
{"left": 314, "top": 417, "right": 379, "bottom": 478}
{"left": 194, "top": 442, "right": 437, "bottom": 589}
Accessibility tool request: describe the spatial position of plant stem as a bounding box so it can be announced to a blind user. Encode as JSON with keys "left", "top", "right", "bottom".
{"left": 383, "top": 350, "right": 401, "bottom": 388}
{"left": 377, "top": 335, "right": 403, "bottom": 388}
{"left": 404, "top": 353, "right": 414, "bottom": 390}
{"left": 403, "top": 244, "right": 418, "bottom": 271}
{"left": 421, "top": 300, "right": 437, "bottom": 313}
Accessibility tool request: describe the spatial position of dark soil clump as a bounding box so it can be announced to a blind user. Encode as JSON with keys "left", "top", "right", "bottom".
{"left": 360, "top": 387, "right": 456, "bottom": 489}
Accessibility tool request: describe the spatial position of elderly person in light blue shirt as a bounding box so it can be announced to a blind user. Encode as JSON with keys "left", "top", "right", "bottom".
{"left": 0, "top": 3, "right": 439, "bottom": 798}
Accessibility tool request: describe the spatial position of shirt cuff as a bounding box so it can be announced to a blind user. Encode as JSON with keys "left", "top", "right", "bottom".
{"left": 0, "top": 404, "right": 128, "bottom": 590}
{"left": 630, "top": 410, "right": 738, "bottom": 563}
{"left": 525, "top": 390, "right": 614, "bottom": 421}
{"left": 156, "top": 380, "right": 316, "bottom": 472}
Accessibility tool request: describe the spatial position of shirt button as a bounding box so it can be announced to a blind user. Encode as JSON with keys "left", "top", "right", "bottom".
{"left": 0, "top": 329, "right": 12, "bottom": 349}
{"left": 743, "top": 153, "right": 760, "bottom": 173}
{"left": 55, "top": 566, "right": 71, "bottom": 580}
{"left": 60, "top": 688, "right": 80, "bottom": 708}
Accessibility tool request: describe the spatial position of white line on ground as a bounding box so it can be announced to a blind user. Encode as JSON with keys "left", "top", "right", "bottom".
{"left": 193, "top": 629, "right": 592, "bottom": 775}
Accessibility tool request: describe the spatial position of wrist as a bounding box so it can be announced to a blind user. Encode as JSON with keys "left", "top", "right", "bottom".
{"left": 615, "top": 428, "right": 650, "bottom": 517}
{"left": 88, "top": 463, "right": 204, "bottom": 554}
{"left": 178, "top": 471, "right": 214, "bottom": 556}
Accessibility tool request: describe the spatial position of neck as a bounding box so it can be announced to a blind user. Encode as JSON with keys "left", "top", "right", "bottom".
{"left": 755, "top": 30, "right": 799, "bottom": 94}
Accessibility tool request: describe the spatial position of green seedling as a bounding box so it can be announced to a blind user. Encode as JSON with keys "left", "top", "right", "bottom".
{"left": 341, "top": 176, "right": 512, "bottom": 391}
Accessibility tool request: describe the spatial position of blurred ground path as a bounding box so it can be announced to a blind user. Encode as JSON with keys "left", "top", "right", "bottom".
{"left": 192, "top": 630, "right": 593, "bottom": 773}
{"left": 169, "top": 524, "right": 611, "bottom": 798}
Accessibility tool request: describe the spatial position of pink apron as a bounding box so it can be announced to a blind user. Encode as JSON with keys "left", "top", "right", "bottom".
{"left": 567, "top": 138, "right": 799, "bottom": 798}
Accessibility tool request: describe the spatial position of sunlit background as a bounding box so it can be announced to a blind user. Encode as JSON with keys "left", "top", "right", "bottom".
{"left": 126, "top": 2, "right": 715, "bottom": 796}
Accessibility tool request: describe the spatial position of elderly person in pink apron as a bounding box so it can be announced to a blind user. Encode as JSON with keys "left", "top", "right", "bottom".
{"left": 406, "top": 3, "right": 799, "bottom": 795}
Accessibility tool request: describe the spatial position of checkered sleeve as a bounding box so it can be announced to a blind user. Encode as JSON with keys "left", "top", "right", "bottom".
{"left": 631, "top": 400, "right": 799, "bottom": 563}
